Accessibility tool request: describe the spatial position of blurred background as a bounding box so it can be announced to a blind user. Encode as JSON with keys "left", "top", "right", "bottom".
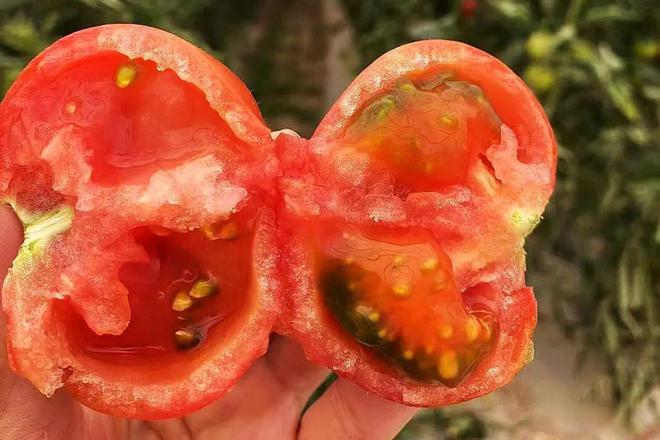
{"left": 0, "top": 0, "right": 658, "bottom": 438}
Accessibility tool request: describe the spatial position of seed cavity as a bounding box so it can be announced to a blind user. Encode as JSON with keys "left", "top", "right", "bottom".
{"left": 318, "top": 232, "right": 498, "bottom": 387}
{"left": 116, "top": 64, "right": 137, "bottom": 88}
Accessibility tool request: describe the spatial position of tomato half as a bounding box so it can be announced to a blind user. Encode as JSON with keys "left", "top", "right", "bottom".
{"left": 1, "top": 27, "right": 555, "bottom": 417}
{"left": 279, "top": 40, "right": 555, "bottom": 406}
{"left": 0, "top": 25, "right": 280, "bottom": 419}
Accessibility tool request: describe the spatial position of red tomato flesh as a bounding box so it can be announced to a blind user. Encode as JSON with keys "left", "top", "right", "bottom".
{"left": 20, "top": 52, "right": 243, "bottom": 186}
{"left": 341, "top": 75, "right": 501, "bottom": 192}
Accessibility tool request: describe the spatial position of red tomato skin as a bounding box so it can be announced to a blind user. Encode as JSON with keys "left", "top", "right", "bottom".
{"left": 460, "top": 0, "right": 479, "bottom": 19}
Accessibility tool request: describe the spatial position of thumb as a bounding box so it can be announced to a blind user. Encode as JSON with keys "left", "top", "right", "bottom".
{"left": 0, "top": 204, "right": 22, "bottom": 281}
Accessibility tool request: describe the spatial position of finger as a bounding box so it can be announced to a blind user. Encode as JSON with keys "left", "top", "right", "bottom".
{"left": 156, "top": 335, "right": 329, "bottom": 439}
{"left": 299, "top": 378, "right": 418, "bottom": 440}
{"left": 0, "top": 205, "right": 22, "bottom": 281}
{"left": 264, "top": 334, "right": 330, "bottom": 402}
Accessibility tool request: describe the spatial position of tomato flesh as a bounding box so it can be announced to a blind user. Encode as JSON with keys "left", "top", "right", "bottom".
{"left": 22, "top": 52, "right": 243, "bottom": 185}
{"left": 340, "top": 75, "right": 501, "bottom": 192}
{"left": 312, "top": 224, "right": 496, "bottom": 386}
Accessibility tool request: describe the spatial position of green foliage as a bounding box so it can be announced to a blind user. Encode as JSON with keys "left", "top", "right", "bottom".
{"left": 0, "top": 0, "right": 257, "bottom": 93}
{"left": 395, "top": 408, "right": 485, "bottom": 439}
{"left": 342, "top": 0, "right": 660, "bottom": 422}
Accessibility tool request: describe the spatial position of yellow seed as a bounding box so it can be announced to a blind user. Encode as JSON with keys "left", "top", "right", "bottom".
{"left": 354, "top": 304, "right": 370, "bottom": 316}
{"left": 172, "top": 291, "right": 193, "bottom": 312}
{"left": 439, "top": 114, "right": 458, "bottom": 132}
{"left": 345, "top": 255, "right": 355, "bottom": 265}
{"left": 393, "top": 255, "right": 405, "bottom": 265}
{"left": 438, "top": 323, "right": 453, "bottom": 339}
{"left": 174, "top": 329, "right": 199, "bottom": 350}
{"left": 421, "top": 258, "right": 438, "bottom": 272}
{"left": 391, "top": 283, "right": 411, "bottom": 298}
{"left": 425, "top": 345, "right": 435, "bottom": 355}
{"left": 482, "top": 322, "right": 493, "bottom": 340}
{"left": 438, "top": 351, "right": 459, "bottom": 379}
{"left": 465, "top": 317, "right": 480, "bottom": 342}
{"left": 189, "top": 279, "right": 217, "bottom": 299}
{"left": 201, "top": 222, "right": 239, "bottom": 240}
{"left": 217, "top": 222, "right": 238, "bottom": 239}
{"left": 201, "top": 224, "right": 216, "bottom": 239}
{"left": 150, "top": 225, "right": 171, "bottom": 236}
{"left": 347, "top": 280, "right": 360, "bottom": 291}
{"left": 400, "top": 82, "right": 415, "bottom": 93}
{"left": 372, "top": 96, "right": 396, "bottom": 120}
{"left": 367, "top": 311, "right": 380, "bottom": 322}
{"left": 402, "top": 350, "right": 414, "bottom": 360}
{"left": 433, "top": 272, "right": 448, "bottom": 291}
{"left": 65, "top": 102, "right": 76, "bottom": 114}
{"left": 116, "top": 64, "right": 137, "bottom": 88}
{"left": 377, "top": 328, "right": 388, "bottom": 339}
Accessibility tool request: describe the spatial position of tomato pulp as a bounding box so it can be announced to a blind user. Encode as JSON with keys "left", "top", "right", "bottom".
{"left": 0, "top": 25, "right": 556, "bottom": 418}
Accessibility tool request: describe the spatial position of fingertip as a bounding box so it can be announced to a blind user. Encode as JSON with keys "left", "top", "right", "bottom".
{"left": 299, "top": 378, "right": 418, "bottom": 440}
{"left": 0, "top": 204, "right": 23, "bottom": 281}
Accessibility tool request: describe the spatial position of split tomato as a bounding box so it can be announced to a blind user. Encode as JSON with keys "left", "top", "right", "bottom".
{"left": 0, "top": 25, "right": 556, "bottom": 418}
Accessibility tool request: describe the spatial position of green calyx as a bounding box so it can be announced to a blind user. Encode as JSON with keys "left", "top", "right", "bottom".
{"left": 11, "top": 204, "right": 74, "bottom": 263}
{"left": 511, "top": 208, "right": 542, "bottom": 237}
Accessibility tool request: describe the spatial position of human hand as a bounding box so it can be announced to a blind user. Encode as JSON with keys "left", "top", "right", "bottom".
{"left": 0, "top": 204, "right": 417, "bottom": 440}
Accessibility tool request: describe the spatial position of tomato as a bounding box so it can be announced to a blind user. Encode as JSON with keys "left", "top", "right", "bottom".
{"left": 1, "top": 26, "right": 555, "bottom": 417}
